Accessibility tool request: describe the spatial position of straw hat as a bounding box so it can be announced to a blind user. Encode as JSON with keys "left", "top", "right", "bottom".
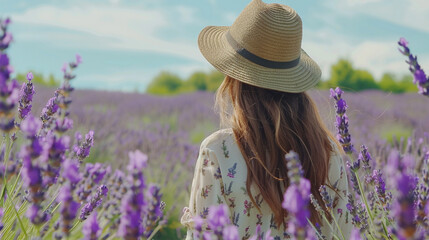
{"left": 198, "top": 0, "right": 321, "bottom": 93}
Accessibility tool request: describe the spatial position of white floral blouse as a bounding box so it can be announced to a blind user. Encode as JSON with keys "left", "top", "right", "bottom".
{"left": 181, "top": 128, "right": 352, "bottom": 239}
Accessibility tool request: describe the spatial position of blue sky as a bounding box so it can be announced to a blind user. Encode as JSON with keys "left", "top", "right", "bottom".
{"left": 2, "top": 0, "right": 429, "bottom": 91}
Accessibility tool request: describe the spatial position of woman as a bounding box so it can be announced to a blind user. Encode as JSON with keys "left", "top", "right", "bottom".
{"left": 181, "top": 0, "right": 352, "bottom": 239}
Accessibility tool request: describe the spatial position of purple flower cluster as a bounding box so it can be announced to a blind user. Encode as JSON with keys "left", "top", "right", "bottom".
{"left": 0, "top": 18, "right": 12, "bottom": 50}
{"left": 58, "top": 182, "right": 80, "bottom": 236}
{"left": 73, "top": 130, "right": 95, "bottom": 162}
{"left": 18, "top": 72, "right": 35, "bottom": 120}
{"left": 117, "top": 150, "right": 148, "bottom": 239}
{"left": 330, "top": 87, "right": 355, "bottom": 154}
{"left": 282, "top": 151, "right": 316, "bottom": 240}
{"left": 20, "top": 114, "right": 49, "bottom": 225}
{"left": 42, "top": 133, "right": 70, "bottom": 186}
{"left": 144, "top": 184, "right": 165, "bottom": 237}
{"left": 191, "top": 204, "right": 243, "bottom": 240}
{"left": 395, "top": 172, "right": 418, "bottom": 238}
{"left": 82, "top": 211, "right": 101, "bottom": 240}
{"left": 398, "top": 37, "right": 429, "bottom": 96}
{"left": 77, "top": 162, "right": 108, "bottom": 201}
{"left": 0, "top": 20, "right": 170, "bottom": 239}
{"left": 0, "top": 18, "right": 19, "bottom": 132}
{"left": 80, "top": 185, "right": 108, "bottom": 220}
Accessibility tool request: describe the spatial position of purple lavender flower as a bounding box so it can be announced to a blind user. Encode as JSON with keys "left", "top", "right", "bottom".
{"left": 330, "top": 87, "right": 355, "bottom": 153}
{"left": 319, "top": 185, "right": 333, "bottom": 211}
{"left": 82, "top": 212, "right": 101, "bottom": 240}
{"left": 282, "top": 151, "right": 315, "bottom": 239}
{"left": 76, "top": 54, "right": 82, "bottom": 64}
{"left": 54, "top": 117, "right": 73, "bottom": 133}
{"left": 223, "top": 225, "right": 239, "bottom": 240}
{"left": 26, "top": 204, "right": 48, "bottom": 226}
{"left": 40, "top": 96, "right": 59, "bottom": 125}
{"left": 75, "top": 130, "right": 94, "bottom": 161}
{"left": 399, "top": 37, "right": 408, "bottom": 48}
{"left": 70, "top": 54, "right": 83, "bottom": 69}
{"left": 118, "top": 150, "right": 148, "bottom": 239}
{"left": 398, "top": 37, "right": 429, "bottom": 96}
{"left": 371, "top": 170, "right": 387, "bottom": 206}
{"left": 0, "top": 42, "right": 19, "bottom": 132}
{"left": 144, "top": 184, "right": 164, "bottom": 238}
{"left": 358, "top": 145, "right": 372, "bottom": 172}
{"left": 285, "top": 151, "right": 303, "bottom": 184}
{"left": 58, "top": 183, "right": 80, "bottom": 236}
{"left": 62, "top": 158, "right": 81, "bottom": 184}
{"left": 283, "top": 179, "right": 311, "bottom": 227}
{"left": 395, "top": 172, "right": 418, "bottom": 238}
{"left": 127, "top": 150, "right": 148, "bottom": 172}
{"left": 207, "top": 204, "right": 230, "bottom": 236}
{"left": 42, "top": 133, "right": 70, "bottom": 185}
{"left": 87, "top": 163, "right": 107, "bottom": 184}
{"left": 80, "top": 185, "right": 108, "bottom": 220}
{"left": 350, "top": 228, "right": 362, "bottom": 240}
{"left": 18, "top": 72, "right": 35, "bottom": 120}
{"left": 0, "top": 18, "right": 13, "bottom": 50}
{"left": 20, "top": 114, "right": 48, "bottom": 226}
{"left": 20, "top": 114, "right": 41, "bottom": 137}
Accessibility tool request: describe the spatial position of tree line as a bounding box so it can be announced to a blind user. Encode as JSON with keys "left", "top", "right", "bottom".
{"left": 146, "top": 59, "right": 417, "bottom": 95}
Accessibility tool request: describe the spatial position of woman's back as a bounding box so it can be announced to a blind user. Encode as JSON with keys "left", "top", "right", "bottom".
{"left": 181, "top": 128, "right": 352, "bottom": 239}
{"left": 182, "top": 0, "right": 354, "bottom": 238}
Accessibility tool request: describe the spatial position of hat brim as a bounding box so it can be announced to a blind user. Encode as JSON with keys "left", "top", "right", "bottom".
{"left": 198, "top": 26, "right": 322, "bottom": 93}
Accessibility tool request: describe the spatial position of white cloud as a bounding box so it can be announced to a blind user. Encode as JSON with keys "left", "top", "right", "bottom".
{"left": 176, "top": 6, "right": 196, "bottom": 23}
{"left": 327, "top": 0, "right": 429, "bottom": 34}
{"left": 302, "top": 28, "right": 428, "bottom": 80}
{"left": 208, "top": 0, "right": 216, "bottom": 6}
{"left": 12, "top": 5, "right": 203, "bottom": 62}
{"left": 303, "top": 28, "right": 354, "bottom": 79}
{"left": 223, "top": 12, "right": 238, "bottom": 24}
{"left": 350, "top": 41, "right": 425, "bottom": 78}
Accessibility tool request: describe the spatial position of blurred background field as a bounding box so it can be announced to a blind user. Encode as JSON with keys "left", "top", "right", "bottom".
{"left": 3, "top": 0, "right": 429, "bottom": 238}
{"left": 29, "top": 84, "right": 429, "bottom": 238}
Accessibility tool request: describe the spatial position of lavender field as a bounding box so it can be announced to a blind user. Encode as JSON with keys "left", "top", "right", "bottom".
{"left": 2, "top": 12, "right": 429, "bottom": 239}
{"left": 30, "top": 86, "right": 429, "bottom": 238}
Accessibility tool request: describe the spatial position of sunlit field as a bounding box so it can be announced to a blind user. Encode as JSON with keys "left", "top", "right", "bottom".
{"left": 2, "top": 0, "right": 429, "bottom": 238}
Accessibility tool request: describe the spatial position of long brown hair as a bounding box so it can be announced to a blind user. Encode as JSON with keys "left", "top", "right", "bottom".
{"left": 215, "top": 76, "right": 337, "bottom": 226}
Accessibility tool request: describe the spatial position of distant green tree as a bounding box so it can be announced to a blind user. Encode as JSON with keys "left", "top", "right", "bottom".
{"left": 146, "top": 72, "right": 183, "bottom": 95}
{"left": 397, "top": 75, "right": 418, "bottom": 92}
{"left": 325, "top": 59, "right": 378, "bottom": 91}
{"left": 186, "top": 72, "right": 208, "bottom": 91}
{"left": 379, "top": 73, "right": 403, "bottom": 93}
{"left": 206, "top": 71, "right": 224, "bottom": 92}
{"left": 16, "top": 71, "right": 60, "bottom": 87}
{"left": 350, "top": 69, "right": 379, "bottom": 90}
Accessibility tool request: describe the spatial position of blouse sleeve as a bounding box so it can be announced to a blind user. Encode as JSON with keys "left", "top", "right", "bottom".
{"left": 320, "top": 148, "right": 353, "bottom": 239}
{"left": 181, "top": 146, "right": 226, "bottom": 236}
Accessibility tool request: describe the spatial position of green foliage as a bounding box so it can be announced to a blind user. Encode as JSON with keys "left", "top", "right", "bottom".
{"left": 146, "top": 70, "right": 224, "bottom": 95}
{"left": 320, "top": 59, "right": 418, "bottom": 93}
{"left": 146, "top": 72, "right": 184, "bottom": 95}
{"left": 377, "top": 73, "right": 417, "bottom": 94}
{"left": 206, "top": 71, "right": 224, "bottom": 92}
{"left": 16, "top": 71, "right": 60, "bottom": 87}
{"left": 148, "top": 59, "right": 419, "bottom": 95}
{"left": 186, "top": 72, "right": 208, "bottom": 91}
{"left": 323, "top": 59, "right": 379, "bottom": 91}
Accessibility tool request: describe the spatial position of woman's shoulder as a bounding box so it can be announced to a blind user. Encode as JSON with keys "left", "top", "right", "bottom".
{"left": 200, "top": 128, "right": 235, "bottom": 151}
